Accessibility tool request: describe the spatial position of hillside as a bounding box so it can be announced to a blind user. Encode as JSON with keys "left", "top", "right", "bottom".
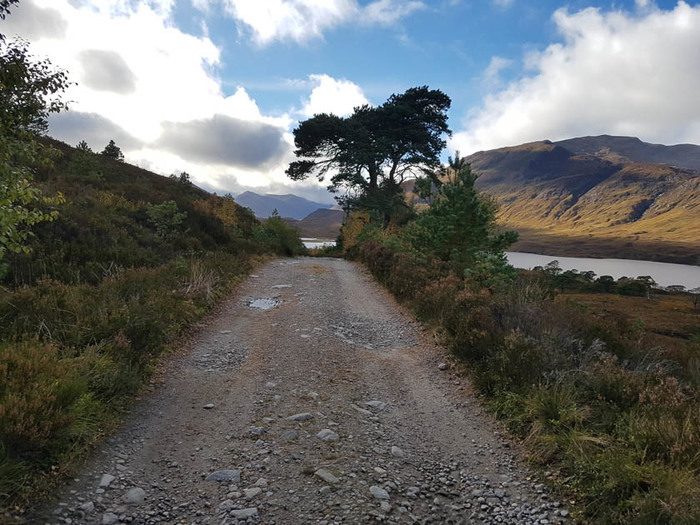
{"left": 234, "top": 190, "right": 333, "bottom": 219}
{"left": 5, "top": 138, "right": 267, "bottom": 286}
{"left": 283, "top": 207, "right": 344, "bottom": 239}
{"left": 464, "top": 136, "right": 700, "bottom": 264}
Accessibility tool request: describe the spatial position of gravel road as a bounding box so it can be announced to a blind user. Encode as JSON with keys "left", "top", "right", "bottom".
{"left": 35, "top": 258, "right": 568, "bottom": 524}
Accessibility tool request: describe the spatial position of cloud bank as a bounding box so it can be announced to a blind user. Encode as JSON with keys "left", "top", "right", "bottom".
{"left": 4, "top": 0, "right": 339, "bottom": 199}
{"left": 452, "top": 2, "right": 700, "bottom": 155}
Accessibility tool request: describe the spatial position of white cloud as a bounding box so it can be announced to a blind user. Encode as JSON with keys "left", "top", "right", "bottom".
{"left": 302, "top": 74, "right": 369, "bottom": 117}
{"left": 198, "top": 0, "right": 425, "bottom": 45}
{"left": 362, "top": 0, "right": 425, "bottom": 26}
{"left": 452, "top": 2, "right": 700, "bottom": 155}
{"left": 216, "top": 0, "right": 355, "bottom": 45}
{"left": 482, "top": 56, "right": 512, "bottom": 87}
{"left": 3, "top": 0, "right": 317, "bottom": 198}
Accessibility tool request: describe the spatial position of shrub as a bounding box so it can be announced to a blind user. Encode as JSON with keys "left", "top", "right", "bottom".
{"left": 253, "top": 215, "right": 306, "bottom": 256}
{"left": 352, "top": 223, "right": 700, "bottom": 523}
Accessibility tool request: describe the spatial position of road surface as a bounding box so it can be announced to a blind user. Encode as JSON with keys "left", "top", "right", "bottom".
{"left": 36, "top": 258, "right": 567, "bottom": 524}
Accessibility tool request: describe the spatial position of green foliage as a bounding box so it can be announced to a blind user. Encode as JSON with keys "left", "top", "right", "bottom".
{"left": 67, "top": 140, "right": 102, "bottom": 179}
{"left": 0, "top": 0, "right": 19, "bottom": 25}
{"left": 169, "top": 171, "right": 191, "bottom": 185}
{"left": 405, "top": 155, "right": 518, "bottom": 276}
{"left": 146, "top": 200, "right": 187, "bottom": 240}
{"left": 253, "top": 214, "right": 306, "bottom": 256}
{"left": 0, "top": 37, "right": 68, "bottom": 276}
{"left": 0, "top": 39, "right": 68, "bottom": 136}
{"left": 100, "top": 140, "right": 124, "bottom": 161}
{"left": 287, "top": 86, "right": 451, "bottom": 223}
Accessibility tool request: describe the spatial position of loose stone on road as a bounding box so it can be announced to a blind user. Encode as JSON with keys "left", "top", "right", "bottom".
{"left": 36, "top": 258, "right": 567, "bottom": 524}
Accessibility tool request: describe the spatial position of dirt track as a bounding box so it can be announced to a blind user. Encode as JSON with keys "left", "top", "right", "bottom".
{"left": 36, "top": 258, "right": 567, "bottom": 524}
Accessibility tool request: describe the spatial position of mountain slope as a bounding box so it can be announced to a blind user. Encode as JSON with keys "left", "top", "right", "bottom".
{"left": 283, "top": 207, "right": 344, "bottom": 239}
{"left": 464, "top": 136, "right": 700, "bottom": 264}
{"left": 235, "top": 191, "right": 332, "bottom": 219}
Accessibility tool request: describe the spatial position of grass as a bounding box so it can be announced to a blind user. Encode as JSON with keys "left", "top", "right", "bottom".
{"left": 560, "top": 293, "right": 698, "bottom": 340}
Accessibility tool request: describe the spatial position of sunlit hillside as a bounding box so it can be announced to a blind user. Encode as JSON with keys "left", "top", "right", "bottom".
{"left": 462, "top": 136, "right": 700, "bottom": 264}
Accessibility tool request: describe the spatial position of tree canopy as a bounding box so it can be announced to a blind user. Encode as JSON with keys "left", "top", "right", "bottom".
{"left": 286, "top": 86, "right": 451, "bottom": 221}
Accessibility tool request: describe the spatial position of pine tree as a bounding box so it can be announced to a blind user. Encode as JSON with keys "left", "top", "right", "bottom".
{"left": 101, "top": 140, "right": 124, "bottom": 161}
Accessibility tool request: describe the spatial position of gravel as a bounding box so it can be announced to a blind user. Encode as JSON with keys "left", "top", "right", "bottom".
{"left": 30, "top": 258, "right": 568, "bottom": 524}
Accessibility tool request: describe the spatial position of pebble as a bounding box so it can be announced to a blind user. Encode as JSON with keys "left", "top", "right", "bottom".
{"left": 370, "top": 486, "right": 390, "bottom": 500}
{"left": 231, "top": 507, "right": 258, "bottom": 519}
{"left": 254, "top": 477, "right": 268, "bottom": 488}
{"left": 351, "top": 404, "right": 372, "bottom": 416}
{"left": 317, "top": 429, "right": 340, "bottom": 441}
{"left": 286, "top": 412, "right": 314, "bottom": 421}
{"left": 391, "top": 446, "right": 406, "bottom": 458}
{"left": 79, "top": 501, "right": 95, "bottom": 513}
{"left": 380, "top": 501, "right": 392, "bottom": 513}
{"left": 123, "top": 487, "right": 146, "bottom": 505}
{"left": 438, "top": 363, "right": 449, "bottom": 370}
{"left": 244, "top": 487, "right": 262, "bottom": 500}
{"left": 206, "top": 469, "right": 241, "bottom": 482}
{"left": 219, "top": 499, "right": 236, "bottom": 512}
{"left": 203, "top": 403, "right": 215, "bottom": 409}
{"left": 315, "top": 469, "right": 340, "bottom": 484}
{"left": 99, "top": 474, "right": 115, "bottom": 488}
{"left": 101, "top": 512, "right": 118, "bottom": 525}
{"left": 366, "top": 400, "right": 387, "bottom": 411}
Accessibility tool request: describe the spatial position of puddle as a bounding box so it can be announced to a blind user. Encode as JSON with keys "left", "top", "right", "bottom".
{"left": 248, "top": 298, "right": 281, "bottom": 310}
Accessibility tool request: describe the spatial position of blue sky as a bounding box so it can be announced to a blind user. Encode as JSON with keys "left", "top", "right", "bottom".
{"left": 4, "top": 0, "right": 700, "bottom": 203}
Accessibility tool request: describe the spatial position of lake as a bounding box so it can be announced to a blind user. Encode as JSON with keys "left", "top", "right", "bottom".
{"left": 506, "top": 252, "right": 700, "bottom": 289}
{"left": 302, "top": 238, "right": 337, "bottom": 250}
{"left": 298, "top": 240, "right": 700, "bottom": 288}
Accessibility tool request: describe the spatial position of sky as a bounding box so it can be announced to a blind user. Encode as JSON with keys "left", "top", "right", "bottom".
{"left": 3, "top": 0, "right": 700, "bottom": 203}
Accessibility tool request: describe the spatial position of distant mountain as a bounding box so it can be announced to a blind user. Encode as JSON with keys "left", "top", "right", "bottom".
{"left": 283, "top": 207, "right": 344, "bottom": 239}
{"left": 463, "top": 136, "right": 700, "bottom": 264}
{"left": 234, "top": 191, "right": 333, "bottom": 219}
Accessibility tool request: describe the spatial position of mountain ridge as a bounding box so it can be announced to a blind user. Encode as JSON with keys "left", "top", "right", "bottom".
{"left": 234, "top": 191, "right": 333, "bottom": 220}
